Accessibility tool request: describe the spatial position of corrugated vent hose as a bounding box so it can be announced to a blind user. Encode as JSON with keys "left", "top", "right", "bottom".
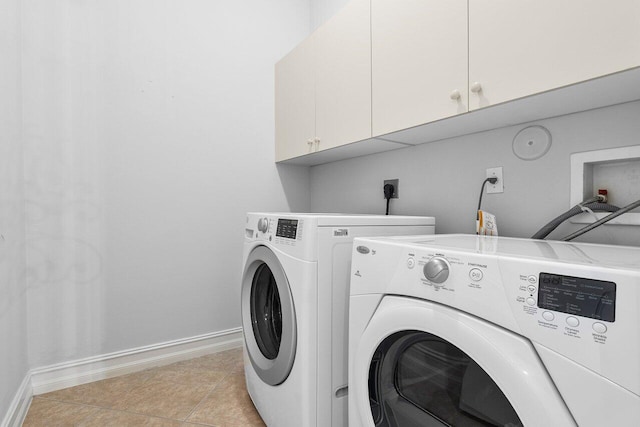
{"left": 531, "top": 201, "right": 619, "bottom": 240}
{"left": 562, "top": 198, "right": 640, "bottom": 241}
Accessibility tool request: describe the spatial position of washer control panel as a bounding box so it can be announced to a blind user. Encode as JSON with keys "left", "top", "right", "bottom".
{"left": 275, "top": 218, "right": 299, "bottom": 239}
{"left": 245, "top": 215, "right": 304, "bottom": 247}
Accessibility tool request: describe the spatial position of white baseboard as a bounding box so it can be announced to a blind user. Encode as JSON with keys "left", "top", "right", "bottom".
{"left": 1, "top": 373, "right": 33, "bottom": 427}
{"left": 30, "top": 327, "right": 244, "bottom": 396}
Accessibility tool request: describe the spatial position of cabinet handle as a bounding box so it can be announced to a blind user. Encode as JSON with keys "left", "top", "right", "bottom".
{"left": 470, "top": 82, "right": 483, "bottom": 93}
{"left": 307, "top": 139, "right": 314, "bottom": 146}
{"left": 450, "top": 89, "right": 461, "bottom": 100}
{"left": 314, "top": 138, "right": 320, "bottom": 151}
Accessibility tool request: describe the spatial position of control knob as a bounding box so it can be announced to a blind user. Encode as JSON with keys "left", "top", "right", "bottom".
{"left": 423, "top": 257, "right": 450, "bottom": 284}
{"left": 257, "top": 218, "right": 269, "bottom": 233}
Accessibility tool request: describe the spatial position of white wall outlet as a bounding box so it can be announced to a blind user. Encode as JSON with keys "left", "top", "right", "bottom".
{"left": 486, "top": 167, "right": 504, "bottom": 194}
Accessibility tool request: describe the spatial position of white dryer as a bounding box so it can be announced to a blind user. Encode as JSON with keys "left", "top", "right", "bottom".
{"left": 241, "top": 213, "right": 435, "bottom": 427}
{"left": 349, "top": 234, "right": 640, "bottom": 427}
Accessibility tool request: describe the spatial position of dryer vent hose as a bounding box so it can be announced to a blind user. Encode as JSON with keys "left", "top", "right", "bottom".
{"left": 563, "top": 198, "right": 640, "bottom": 241}
{"left": 531, "top": 202, "right": 619, "bottom": 240}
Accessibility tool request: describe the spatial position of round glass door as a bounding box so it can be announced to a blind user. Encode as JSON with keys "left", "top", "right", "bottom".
{"left": 369, "top": 330, "right": 522, "bottom": 427}
{"left": 242, "top": 246, "right": 296, "bottom": 386}
{"left": 250, "top": 263, "right": 282, "bottom": 360}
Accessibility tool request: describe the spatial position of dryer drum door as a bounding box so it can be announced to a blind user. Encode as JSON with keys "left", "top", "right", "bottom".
{"left": 352, "top": 297, "right": 576, "bottom": 427}
{"left": 242, "top": 246, "right": 296, "bottom": 386}
{"left": 369, "top": 331, "right": 521, "bottom": 427}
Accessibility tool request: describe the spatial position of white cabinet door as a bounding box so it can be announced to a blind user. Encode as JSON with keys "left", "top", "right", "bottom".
{"left": 315, "top": 0, "right": 371, "bottom": 151}
{"left": 371, "top": 0, "right": 468, "bottom": 138}
{"left": 275, "top": 35, "right": 316, "bottom": 162}
{"left": 469, "top": 0, "right": 640, "bottom": 110}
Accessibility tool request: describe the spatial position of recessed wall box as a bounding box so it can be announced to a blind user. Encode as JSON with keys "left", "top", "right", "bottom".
{"left": 570, "top": 146, "right": 640, "bottom": 226}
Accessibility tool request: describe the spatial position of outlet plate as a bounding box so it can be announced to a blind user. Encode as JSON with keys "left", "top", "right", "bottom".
{"left": 383, "top": 179, "right": 399, "bottom": 199}
{"left": 486, "top": 167, "right": 504, "bottom": 193}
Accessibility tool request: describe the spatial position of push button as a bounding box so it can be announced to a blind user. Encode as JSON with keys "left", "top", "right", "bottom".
{"left": 526, "top": 297, "right": 536, "bottom": 306}
{"left": 469, "top": 268, "right": 483, "bottom": 281}
{"left": 527, "top": 285, "right": 537, "bottom": 293}
{"left": 527, "top": 275, "right": 537, "bottom": 284}
{"left": 407, "top": 258, "right": 415, "bottom": 269}
{"left": 542, "top": 311, "right": 555, "bottom": 321}
{"left": 566, "top": 316, "right": 580, "bottom": 327}
{"left": 592, "top": 322, "right": 607, "bottom": 334}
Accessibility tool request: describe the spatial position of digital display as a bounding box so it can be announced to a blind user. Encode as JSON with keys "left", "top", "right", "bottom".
{"left": 276, "top": 219, "right": 298, "bottom": 239}
{"left": 538, "top": 273, "right": 616, "bottom": 322}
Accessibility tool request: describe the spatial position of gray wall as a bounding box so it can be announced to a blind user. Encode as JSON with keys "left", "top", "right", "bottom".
{"left": 22, "top": 0, "right": 312, "bottom": 368}
{"left": 310, "top": 101, "right": 640, "bottom": 246}
{"left": 0, "top": 0, "right": 28, "bottom": 419}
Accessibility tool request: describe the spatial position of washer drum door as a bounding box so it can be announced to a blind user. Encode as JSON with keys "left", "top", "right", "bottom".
{"left": 242, "top": 246, "right": 297, "bottom": 386}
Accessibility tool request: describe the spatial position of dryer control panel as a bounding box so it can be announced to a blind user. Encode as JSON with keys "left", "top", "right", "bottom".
{"left": 537, "top": 272, "right": 616, "bottom": 322}
{"left": 350, "top": 234, "right": 640, "bottom": 399}
{"left": 508, "top": 267, "right": 619, "bottom": 346}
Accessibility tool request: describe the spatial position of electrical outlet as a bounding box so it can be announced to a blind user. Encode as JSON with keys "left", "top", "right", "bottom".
{"left": 486, "top": 167, "right": 504, "bottom": 194}
{"left": 383, "top": 179, "right": 399, "bottom": 198}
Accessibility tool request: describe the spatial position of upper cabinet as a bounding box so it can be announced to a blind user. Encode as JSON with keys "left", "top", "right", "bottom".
{"left": 315, "top": 0, "right": 371, "bottom": 152}
{"left": 371, "top": 0, "right": 467, "bottom": 137}
{"left": 276, "top": 0, "right": 640, "bottom": 164}
{"left": 468, "top": 0, "right": 640, "bottom": 110}
{"left": 275, "top": 0, "right": 371, "bottom": 162}
{"left": 275, "top": 35, "right": 316, "bottom": 161}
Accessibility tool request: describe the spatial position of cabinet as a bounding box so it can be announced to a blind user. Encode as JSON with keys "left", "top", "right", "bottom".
{"left": 371, "top": 0, "right": 467, "bottom": 137}
{"left": 277, "top": 0, "right": 640, "bottom": 163}
{"left": 373, "top": 0, "right": 640, "bottom": 136}
{"left": 468, "top": 0, "right": 640, "bottom": 110}
{"left": 275, "top": 0, "right": 371, "bottom": 162}
{"left": 275, "top": 35, "right": 316, "bottom": 161}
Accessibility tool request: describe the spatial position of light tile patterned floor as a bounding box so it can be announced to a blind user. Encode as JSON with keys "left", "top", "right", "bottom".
{"left": 22, "top": 348, "right": 266, "bottom": 426}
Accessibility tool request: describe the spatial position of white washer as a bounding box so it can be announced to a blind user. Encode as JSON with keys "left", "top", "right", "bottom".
{"left": 349, "top": 234, "right": 640, "bottom": 427}
{"left": 241, "top": 213, "right": 435, "bottom": 427}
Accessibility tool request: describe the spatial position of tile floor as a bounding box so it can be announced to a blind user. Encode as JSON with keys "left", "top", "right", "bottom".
{"left": 22, "top": 347, "right": 266, "bottom": 426}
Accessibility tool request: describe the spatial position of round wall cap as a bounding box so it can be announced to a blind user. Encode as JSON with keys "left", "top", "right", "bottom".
{"left": 512, "top": 125, "right": 552, "bottom": 160}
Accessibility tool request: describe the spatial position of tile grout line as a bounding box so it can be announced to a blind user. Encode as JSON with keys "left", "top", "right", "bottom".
{"left": 181, "top": 349, "right": 246, "bottom": 424}
{"left": 181, "top": 368, "right": 236, "bottom": 424}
